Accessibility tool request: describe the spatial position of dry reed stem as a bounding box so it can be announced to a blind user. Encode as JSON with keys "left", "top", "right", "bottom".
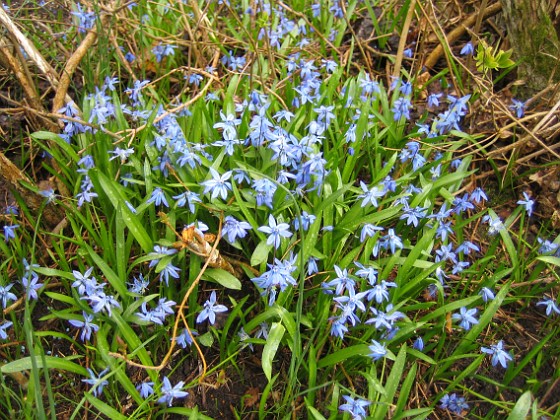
{"left": 392, "top": 0, "right": 417, "bottom": 80}
{"left": 0, "top": 37, "right": 44, "bottom": 127}
{"left": 0, "top": 7, "right": 61, "bottom": 92}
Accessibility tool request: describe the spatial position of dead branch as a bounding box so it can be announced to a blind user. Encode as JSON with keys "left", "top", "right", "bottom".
{"left": 423, "top": 2, "right": 502, "bottom": 70}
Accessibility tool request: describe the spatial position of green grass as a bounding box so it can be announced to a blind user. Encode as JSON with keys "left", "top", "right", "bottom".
{"left": 0, "top": 0, "right": 559, "bottom": 419}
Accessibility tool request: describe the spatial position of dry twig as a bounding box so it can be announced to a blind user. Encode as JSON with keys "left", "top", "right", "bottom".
{"left": 422, "top": 2, "right": 502, "bottom": 70}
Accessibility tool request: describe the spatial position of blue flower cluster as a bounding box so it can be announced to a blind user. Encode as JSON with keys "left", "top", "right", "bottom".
{"left": 42, "top": 0, "right": 553, "bottom": 413}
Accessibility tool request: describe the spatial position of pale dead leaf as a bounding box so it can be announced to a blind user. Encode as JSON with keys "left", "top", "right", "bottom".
{"left": 243, "top": 387, "right": 260, "bottom": 408}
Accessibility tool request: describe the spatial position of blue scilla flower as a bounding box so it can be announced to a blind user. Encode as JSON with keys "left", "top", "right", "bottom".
{"left": 136, "top": 381, "right": 155, "bottom": 399}
{"left": 252, "top": 257, "right": 298, "bottom": 305}
{"left": 517, "top": 192, "right": 535, "bottom": 217}
{"left": 69, "top": 311, "right": 99, "bottom": 342}
{"left": 72, "top": 267, "right": 103, "bottom": 297}
{"left": 248, "top": 110, "right": 275, "bottom": 147}
{"left": 344, "top": 123, "right": 357, "bottom": 143}
{"left": 196, "top": 291, "right": 228, "bottom": 325}
{"left": 152, "top": 298, "right": 176, "bottom": 323}
{"left": 333, "top": 285, "right": 368, "bottom": 326}
{"left": 174, "top": 328, "right": 198, "bottom": 349}
{"left": 307, "top": 257, "right": 319, "bottom": 275}
{"left": 175, "top": 146, "right": 202, "bottom": 170}
{"left": 3, "top": 224, "right": 18, "bottom": 242}
{"left": 368, "top": 340, "right": 388, "bottom": 361}
{"left": 536, "top": 297, "right": 560, "bottom": 316}
{"left": 452, "top": 307, "right": 479, "bottom": 330}
{"left": 452, "top": 260, "right": 470, "bottom": 275}
{"left": 71, "top": 4, "right": 96, "bottom": 33}
{"left": 82, "top": 368, "right": 109, "bottom": 397}
{"left": 0, "top": 283, "right": 17, "bottom": 308}
{"left": 359, "top": 73, "right": 381, "bottom": 99}
{"left": 222, "top": 216, "right": 252, "bottom": 243}
{"left": 124, "top": 51, "right": 136, "bottom": 63}
{"left": 400, "top": 206, "right": 427, "bottom": 227}
{"left": 213, "top": 130, "right": 242, "bottom": 156}
{"left": 470, "top": 187, "right": 488, "bottom": 204}
{"left": 202, "top": 168, "right": 233, "bottom": 201}
{"left": 479, "top": 287, "right": 495, "bottom": 303}
{"left": 269, "top": 129, "right": 299, "bottom": 167}
{"left": 108, "top": 146, "right": 134, "bottom": 163}
{"left": 358, "top": 181, "right": 385, "bottom": 208}
{"left": 354, "top": 262, "right": 378, "bottom": 284}
{"left": 400, "top": 141, "right": 420, "bottom": 162}
{"left": 365, "top": 280, "right": 397, "bottom": 304}
{"left": 152, "top": 43, "right": 176, "bottom": 63}
{"left": 293, "top": 211, "right": 316, "bottom": 231}
{"left": 440, "top": 393, "right": 469, "bottom": 414}
{"left": 360, "top": 223, "right": 383, "bottom": 242}
{"left": 537, "top": 238, "right": 559, "bottom": 255}
{"left": 87, "top": 292, "right": 121, "bottom": 316}
{"left": 321, "top": 59, "right": 338, "bottom": 73}
{"left": 125, "top": 79, "right": 149, "bottom": 105}
{"left": 427, "top": 92, "right": 442, "bottom": 107}
{"left": 392, "top": 97, "right": 412, "bottom": 121}
{"left": 158, "top": 377, "right": 188, "bottom": 406}
{"left": 252, "top": 178, "right": 277, "bottom": 209}
{"left": 103, "top": 76, "right": 118, "bottom": 91}
{"left": 148, "top": 245, "right": 178, "bottom": 269}
{"left": 329, "top": 317, "right": 349, "bottom": 339}
{"left": 453, "top": 193, "right": 475, "bottom": 214}
{"left": 136, "top": 302, "right": 164, "bottom": 325}
{"left": 258, "top": 214, "right": 292, "bottom": 249}
{"left": 128, "top": 274, "right": 149, "bottom": 295}
{"left": 77, "top": 154, "right": 95, "bottom": 173}
{"left": 147, "top": 188, "right": 169, "bottom": 208}
{"left": 188, "top": 73, "right": 203, "bottom": 86}
{"left": 0, "top": 320, "right": 13, "bottom": 340}
{"left": 298, "top": 152, "right": 328, "bottom": 194}
{"left": 435, "top": 108, "right": 461, "bottom": 134}
{"left": 339, "top": 395, "right": 370, "bottom": 420}
{"left": 366, "top": 305, "right": 404, "bottom": 331}
{"left": 159, "top": 262, "right": 181, "bottom": 286}
{"left": 172, "top": 191, "right": 201, "bottom": 214}
{"left": 4, "top": 205, "right": 18, "bottom": 215}
{"left": 76, "top": 176, "right": 97, "bottom": 207}
{"left": 509, "top": 98, "right": 526, "bottom": 118}
{"left": 399, "top": 81, "right": 412, "bottom": 96}
{"left": 460, "top": 41, "right": 474, "bottom": 56}
{"left": 323, "top": 265, "right": 355, "bottom": 296}
{"left": 21, "top": 275, "right": 42, "bottom": 300}
{"left": 430, "top": 203, "right": 453, "bottom": 223}
{"left": 273, "top": 109, "right": 295, "bottom": 122}
{"left": 413, "top": 336, "right": 424, "bottom": 351}
{"left": 457, "top": 240, "right": 480, "bottom": 255}
{"left": 482, "top": 214, "right": 504, "bottom": 235}
{"left": 481, "top": 340, "right": 513, "bottom": 368}
{"left": 381, "top": 175, "right": 397, "bottom": 193}
{"left": 314, "top": 105, "right": 336, "bottom": 126}
{"left": 435, "top": 244, "right": 457, "bottom": 264}
{"left": 373, "top": 229, "right": 403, "bottom": 256}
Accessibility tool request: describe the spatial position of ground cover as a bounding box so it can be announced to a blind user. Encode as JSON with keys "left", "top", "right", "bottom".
{"left": 0, "top": 1, "right": 559, "bottom": 419}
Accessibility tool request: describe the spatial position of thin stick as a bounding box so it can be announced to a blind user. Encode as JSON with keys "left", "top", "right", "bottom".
{"left": 109, "top": 214, "right": 227, "bottom": 380}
